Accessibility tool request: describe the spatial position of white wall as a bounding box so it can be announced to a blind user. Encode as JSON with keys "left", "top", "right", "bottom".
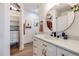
{"left": 0, "top": 3, "right": 10, "bottom": 56}
{"left": 23, "top": 3, "right": 40, "bottom": 44}
{"left": 24, "top": 12, "right": 39, "bottom": 44}
{"left": 19, "top": 3, "right": 25, "bottom": 50}
{"left": 23, "top": 3, "right": 49, "bottom": 44}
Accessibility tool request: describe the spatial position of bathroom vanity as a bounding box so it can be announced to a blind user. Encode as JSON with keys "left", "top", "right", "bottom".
{"left": 33, "top": 3, "right": 79, "bottom": 56}
{"left": 33, "top": 34, "right": 79, "bottom": 56}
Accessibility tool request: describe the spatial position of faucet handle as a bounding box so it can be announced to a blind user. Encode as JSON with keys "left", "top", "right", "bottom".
{"left": 50, "top": 32, "right": 54, "bottom": 36}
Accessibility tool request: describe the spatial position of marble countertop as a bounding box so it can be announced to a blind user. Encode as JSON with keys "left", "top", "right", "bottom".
{"left": 34, "top": 34, "right": 79, "bottom": 55}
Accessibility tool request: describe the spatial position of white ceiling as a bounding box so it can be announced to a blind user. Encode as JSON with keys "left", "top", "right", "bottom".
{"left": 23, "top": 3, "right": 74, "bottom": 16}
{"left": 23, "top": 3, "right": 39, "bottom": 14}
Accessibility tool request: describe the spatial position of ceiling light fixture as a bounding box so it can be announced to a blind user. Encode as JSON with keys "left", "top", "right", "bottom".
{"left": 10, "top": 5, "right": 17, "bottom": 11}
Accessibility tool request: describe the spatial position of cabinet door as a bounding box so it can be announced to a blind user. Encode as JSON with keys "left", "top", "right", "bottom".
{"left": 57, "top": 47, "right": 77, "bottom": 56}
{"left": 33, "top": 37, "right": 57, "bottom": 56}
{"left": 57, "top": 47, "right": 65, "bottom": 56}
{"left": 46, "top": 43, "right": 57, "bottom": 56}
{"left": 39, "top": 40, "right": 57, "bottom": 56}
{"left": 33, "top": 38, "right": 44, "bottom": 56}
{"left": 63, "top": 49, "right": 77, "bottom": 56}
{"left": 38, "top": 39, "right": 47, "bottom": 56}
{"left": 33, "top": 46, "right": 38, "bottom": 56}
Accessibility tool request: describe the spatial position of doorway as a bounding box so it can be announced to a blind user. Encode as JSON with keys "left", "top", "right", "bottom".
{"left": 10, "top": 3, "right": 21, "bottom": 55}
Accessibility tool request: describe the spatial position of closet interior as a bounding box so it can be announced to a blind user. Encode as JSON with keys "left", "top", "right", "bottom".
{"left": 10, "top": 3, "right": 21, "bottom": 55}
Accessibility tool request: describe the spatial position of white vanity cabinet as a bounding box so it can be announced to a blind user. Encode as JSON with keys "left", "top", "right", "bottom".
{"left": 38, "top": 40, "right": 57, "bottom": 56}
{"left": 33, "top": 38, "right": 46, "bottom": 56}
{"left": 33, "top": 36, "right": 78, "bottom": 56}
{"left": 33, "top": 37, "right": 57, "bottom": 56}
{"left": 33, "top": 38, "right": 43, "bottom": 56}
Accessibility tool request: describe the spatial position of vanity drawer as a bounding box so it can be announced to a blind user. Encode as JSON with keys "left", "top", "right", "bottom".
{"left": 38, "top": 39, "right": 47, "bottom": 47}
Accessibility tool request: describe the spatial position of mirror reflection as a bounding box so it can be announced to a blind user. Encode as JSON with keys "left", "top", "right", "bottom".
{"left": 46, "top": 3, "right": 75, "bottom": 32}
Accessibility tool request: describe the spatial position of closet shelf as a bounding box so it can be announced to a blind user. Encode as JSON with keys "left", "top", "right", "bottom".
{"left": 10, "top": 25, "right": 19, "bottom": 27}
{"left": 10, "top": 30, "right": 19, "bottom": 31}
{"left": 10, "top": 10, "right": 20, "bottom": 17}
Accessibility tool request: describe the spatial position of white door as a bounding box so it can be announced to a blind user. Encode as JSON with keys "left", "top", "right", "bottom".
{"left": 24, "top": 13, "right": 39, "bottom": 44}
{"left": 24, "top": 20, "right": 33, "bottom": 44}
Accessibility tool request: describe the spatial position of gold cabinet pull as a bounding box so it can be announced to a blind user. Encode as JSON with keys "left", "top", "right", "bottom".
{"left": 34, "top": 39, "right": 36, "bottom": 41}
{"left": 33, "top": 45, "right": 37, "bottom": 48}
{"left": 42, "top": 44, "right": 47, "bottom": 47}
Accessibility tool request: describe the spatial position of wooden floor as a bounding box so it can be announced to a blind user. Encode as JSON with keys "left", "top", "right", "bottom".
{"left": 11, "top": 42, "right": 33, "bottom": 56}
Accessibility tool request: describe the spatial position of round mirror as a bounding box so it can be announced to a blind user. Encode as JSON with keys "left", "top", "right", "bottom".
{"left": 46, "top": 3, "right": 75, "bottom": 32}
